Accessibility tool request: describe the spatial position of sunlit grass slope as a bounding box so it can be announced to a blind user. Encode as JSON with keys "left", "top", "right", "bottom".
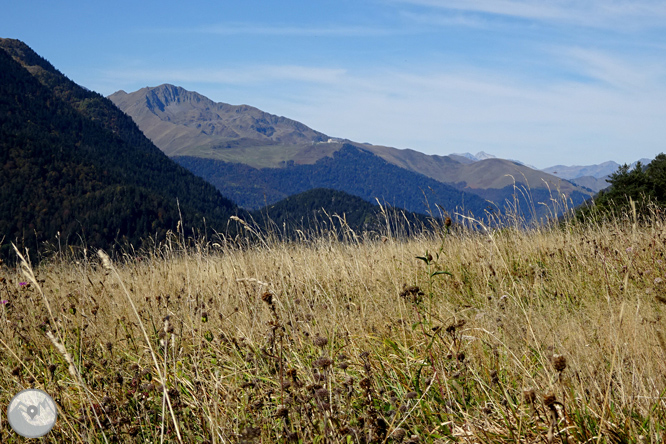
{"left": 2, "top": 210, "right": 666, "bottom": 443}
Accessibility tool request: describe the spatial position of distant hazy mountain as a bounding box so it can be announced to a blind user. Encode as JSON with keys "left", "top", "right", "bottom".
{"left": 543, "top": 159, "right": 651, "bottom": 180}
{"left": 451, "top": 151, "right": 537, "bottom": 169}
{"left": 542, "top": 161, "right": 621, "bottom": 180}
{"left": 110, "top": 84, "right": 593, "bottom": 220}
{"left": 542, "top": 158, "right": 652, "bottom": 192}
{"left": 453, "top": 151, "right": 496, "bottom": 162}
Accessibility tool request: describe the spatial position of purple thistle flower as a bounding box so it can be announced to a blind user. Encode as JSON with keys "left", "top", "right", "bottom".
{"left": 18, "top": 282, "right": 27, "bottom": 286}
{"left": 1, "top": 300, "right": 8, "bottom": 305}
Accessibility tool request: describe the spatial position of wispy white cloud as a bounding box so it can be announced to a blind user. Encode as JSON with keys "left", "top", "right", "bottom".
{"left": 399, "top": 10, "right": 489, "bottom": 28}
{"left": 554, "top": 47, "right": 666, "bottom": 92}
{"left": 392, "top": 0, "right": 666, "bottom": 28}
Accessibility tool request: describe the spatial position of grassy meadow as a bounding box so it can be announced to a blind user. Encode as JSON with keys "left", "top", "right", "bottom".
{"left": 2, "top": 208, "right": 666, "bottom": 443}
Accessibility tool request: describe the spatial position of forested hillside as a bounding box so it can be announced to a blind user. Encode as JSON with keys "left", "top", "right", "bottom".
{"left": 250, "top": 188, "right": 436, "bottom": 238}
{"left": 0, "top": 39, "right": 241, "bottom": 261}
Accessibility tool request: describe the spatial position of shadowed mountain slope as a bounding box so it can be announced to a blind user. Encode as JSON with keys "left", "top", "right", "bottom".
{"left": 0, "top": 39, "right": 242, "bottom": 260}
{"left": 174, "top": 144, "right": 493, "bottom": 216}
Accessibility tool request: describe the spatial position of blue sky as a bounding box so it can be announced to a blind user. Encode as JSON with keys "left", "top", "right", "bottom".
{"left": 3, "top": 0, "right": 666, "bottom": 168}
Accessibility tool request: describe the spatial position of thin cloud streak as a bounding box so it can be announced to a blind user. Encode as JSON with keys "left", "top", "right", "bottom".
{"left": 393, "top": 0, "right": 666, "bottom": 28}
{"left": 555, "top": 47, "right": 666, "bottom": 92}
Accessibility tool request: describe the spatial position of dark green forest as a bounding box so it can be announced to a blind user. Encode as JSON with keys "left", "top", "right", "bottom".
{"left": 0, "top": 39, "right": 242, "bottom": 261}
{"left": 174, "top": 144, "right": 493, "bottom": 216}
{"left": 577, "top": 154, "right": 666, "bottom": 220}
{"left": 250, "top": 187, "right": 437, "bottom": 238}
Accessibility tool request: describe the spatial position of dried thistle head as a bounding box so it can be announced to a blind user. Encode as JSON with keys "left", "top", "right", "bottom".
{"left": 275, "top": 405, "right": 289, "bottom": 418}
{"left": 552, "top": 354, "right": 567, "bottom": 372}
{"left": 313, "top": 357, "right": 333, "bottom": 368}
{"left": 523, "top": 389, "right": 536, "bottom": 404}
{"left": 261, "top": 291, "right": 274, "bottom": 305}
{"left": 543, "top": 392, "right": 557, "bottom": 408}
{"left": 404, "top": 391, "right": 418, "bottom": 400}
{"left": 400, "top": 285, "right": 424, "bottom": 304}
{"left": 313, "top": 335, "right": 328, "bottom": 348}
{"left": 392, "top": 428, "right": 407, "bottom": 442}
{"left": 286, "top": 368, "right": 298, "bottom": 381}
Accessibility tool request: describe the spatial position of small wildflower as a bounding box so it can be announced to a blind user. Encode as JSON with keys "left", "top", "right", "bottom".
{"left": 1, "top": 300, "right": 8, "bottom": 305}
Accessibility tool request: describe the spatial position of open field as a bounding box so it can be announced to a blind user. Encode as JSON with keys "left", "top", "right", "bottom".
{"left": 2, "top": 211, "right": 666, "bottom": 443}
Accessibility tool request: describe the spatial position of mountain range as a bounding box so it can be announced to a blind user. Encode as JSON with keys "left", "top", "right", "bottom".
{"left": 2, "top": 38, "right": 644, "bottom": 263}
{"left": 109, "top": 84, "right": 593, "bottom": 217}
{"left": 0, "top": 39, "right": 435, "bottom": 261}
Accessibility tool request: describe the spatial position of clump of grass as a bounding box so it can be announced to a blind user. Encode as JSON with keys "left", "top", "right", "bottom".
{"left": 1, "top": 205, "right": 666, "bottom": 442}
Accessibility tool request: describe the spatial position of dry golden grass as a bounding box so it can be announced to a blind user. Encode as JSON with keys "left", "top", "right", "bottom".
{"left": 2, "top": 211, "right": 666, "bottom": 443}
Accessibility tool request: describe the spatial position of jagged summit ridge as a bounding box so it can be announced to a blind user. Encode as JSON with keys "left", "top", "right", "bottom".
{"left": 109, "top": 84, "right": 327, "bottom": 156}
